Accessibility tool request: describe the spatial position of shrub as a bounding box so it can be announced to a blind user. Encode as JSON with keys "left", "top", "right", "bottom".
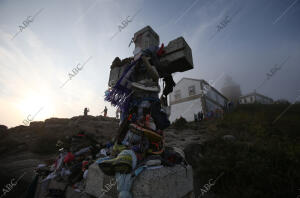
{"left": 172, "top": 117, "right": 187, "bottom": 129}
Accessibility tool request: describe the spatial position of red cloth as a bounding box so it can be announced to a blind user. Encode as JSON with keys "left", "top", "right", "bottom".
{"left": 157, "top": 43, "right": 165, "bottom": 56}
{"left": 63, "top": 152, "right": 75, "bottom": 163}
{"left": 82, "top": 161, "right": 89, "bottom": 171}
{"left": 54, "top": 158, "right": 58, "bottom": 168}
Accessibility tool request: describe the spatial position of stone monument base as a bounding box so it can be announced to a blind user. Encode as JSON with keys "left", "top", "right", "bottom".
{"left": 86, "top": 162, "right": 194, "bottom": 198}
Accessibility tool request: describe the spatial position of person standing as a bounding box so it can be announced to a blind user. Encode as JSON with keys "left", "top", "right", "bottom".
{"left": 104, "top": 106, "right": 108, "bottom": 117}
{"left": 198, "top": 111, "right": 203, "bottom": 121}
{"left": 102, "top": 106, "right": 108, "bottom": 117}
{"left": 228, "top": 101, "right": 233, "bottom": 112}
{"left": 84, "top": 107, "right": 89, "bottom": 116}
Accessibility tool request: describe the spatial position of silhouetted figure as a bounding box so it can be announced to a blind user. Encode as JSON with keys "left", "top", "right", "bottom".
{"left": 84, "top": 107, "right": 89, "bottom": 116}
{"left": 198, "top": 111, "right": 203, "bottom": 121}
{"left": 228, "top": 101, "right": 233, "bottom": 112}
{"left": 102, "top": 106, "right": 108, "bottom": 117}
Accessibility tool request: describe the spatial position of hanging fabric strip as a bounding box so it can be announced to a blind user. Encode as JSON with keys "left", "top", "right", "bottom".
{"left": 105, "top": 59, "right": 139, "bottom": 109}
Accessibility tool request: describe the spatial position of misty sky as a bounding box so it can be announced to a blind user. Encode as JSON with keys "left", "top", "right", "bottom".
{"left": 0, "top": 0, "right": 299, "bottom": 128}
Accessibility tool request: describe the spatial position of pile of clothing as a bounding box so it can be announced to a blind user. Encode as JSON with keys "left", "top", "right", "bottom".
{"left": 26, "top": 131, "right": 108, "bottom": 198}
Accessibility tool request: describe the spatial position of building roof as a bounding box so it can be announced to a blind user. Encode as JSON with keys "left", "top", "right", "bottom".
{"left": 240, "top": 92, "right": 273, "bottom": 101}
{"left": 176, "top": 77, "right": 202, "bottom": 85}
{"left": 175, "top": 77, "right": 228, "bottom": 101}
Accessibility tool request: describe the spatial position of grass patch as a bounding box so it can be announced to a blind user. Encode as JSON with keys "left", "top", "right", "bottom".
{"left": 186, "top": 104, "right": 300, "bottom": 198}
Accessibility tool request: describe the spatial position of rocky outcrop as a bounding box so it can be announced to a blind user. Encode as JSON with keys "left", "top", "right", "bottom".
{"left": 0, "top": 124, "right": 8, "bottom": 131}
{"left": 222, "top": 135, "right": 236, "bottom": 141}
{"left": 0, "top": 124, "right": 8, "bottom": 139}
{"left": 85, "top": 162, "right": 194, "bottom": 198}
{"left": 6, "top": 116, "right": 119, "bottom": 149}
{"left": 0, "top": 116, "right": 120, "bottom": 197}
{"left": 0, "top": 116, "right": 209, "bottom": 198}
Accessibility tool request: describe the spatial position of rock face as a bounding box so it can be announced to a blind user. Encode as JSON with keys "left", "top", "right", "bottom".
{"left": 222, "top": 135, "right": 236, "bottom": 141}
{"left": 1, "top": 116, "right": 205, "bottom": 198}
{"left": 132, "top": 165, "right": 194, "bottom": 198}
{"left": 0, "top": 125, "right": 8, "bottom": 131}
{"left": 33, "top": 163, "right": 194, "bottom": 198}
{"left": 85, "top": 163, "right": 106, "bottom": 197}
{"left": 5, "top": 116, "right": 119, "bottom": 151}
{"left": 0, "top": 116, "right": 120, "bottom": 197}
{"left": 85, "top": 162, "right": 194, "bottom": 198}
{"left": 0, "top": 125, "right": 8, "bottom": 139}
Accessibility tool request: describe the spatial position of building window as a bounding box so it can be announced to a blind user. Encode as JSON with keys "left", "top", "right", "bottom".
{"left": 174, "top": 90, "right": 181, "bottom": 100}
{"left": 144, "top": 40, "right": 149, "bottom": 48}
{"left": 188, "top": 85, "right": 196, "bottom": 96}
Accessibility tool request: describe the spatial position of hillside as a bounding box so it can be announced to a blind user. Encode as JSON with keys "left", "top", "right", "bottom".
{"left": 0, "top": 104, "right": 299, "bottom": 198}
{"left": 184, "top": 104, "right": 300, "bottom": 198}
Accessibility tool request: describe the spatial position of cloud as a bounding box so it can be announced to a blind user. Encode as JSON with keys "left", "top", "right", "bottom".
{"left": 0, "top": 27, "right": 109, "bottom": 127}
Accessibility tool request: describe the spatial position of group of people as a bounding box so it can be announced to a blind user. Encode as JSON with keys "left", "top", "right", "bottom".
{"left": 194, "top": 108, "right": 225, "bottom": 122}
{"left": 205, "top": 108, "right": 224, "bottom": 120}
{"left": 194, "top": 111, "right": 204, "bottom": 122}
{"left": 83, "top": 106, "right": 108, "bottom": 117}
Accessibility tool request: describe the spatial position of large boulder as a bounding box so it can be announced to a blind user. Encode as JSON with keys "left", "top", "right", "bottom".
{"left": 0, "top": 125, "right": 8, "bottom": 139}
{"left": 222, "top": 135, "right": 236, "bottom": 142}
{"left": 29, "top": 121, "right": 45, "bottom": 128}
{"left": 132, "top": 165, "right": 194, "bottom": 198}
{"left": 85, "top": 162, "right": 194, "bottom": 198}
{"left": 0, "top": 125, "right": 8, "bottom": 131}
{"left": 85, "top": 162, "right": 106, "bottom": 197}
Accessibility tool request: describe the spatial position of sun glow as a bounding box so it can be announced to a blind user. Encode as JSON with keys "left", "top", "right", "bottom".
{"left": 17, "top": 93, "right": 55, "bottom": 122}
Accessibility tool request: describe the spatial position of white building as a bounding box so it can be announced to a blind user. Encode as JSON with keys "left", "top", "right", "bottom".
{"left": 239, "top": 92, "right": 273, "bottom": 104}
{"left": 168, "top": 78, "right": 228, "bottom": 122}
